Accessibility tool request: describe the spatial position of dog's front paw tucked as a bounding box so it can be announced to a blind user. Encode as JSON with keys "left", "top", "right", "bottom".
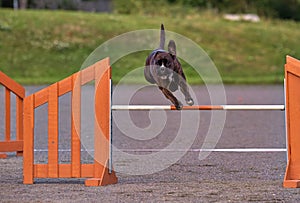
{"left": 175, "top": 102, "right": 183, "bottom": 110}
{"left": 186, "top": 98, "right": 194, "bottom": 106}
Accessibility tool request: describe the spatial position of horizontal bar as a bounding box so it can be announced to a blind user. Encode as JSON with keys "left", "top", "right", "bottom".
{"left": 112, "top": 105, "right": 171, "bottom": 110}
{"left": 111, "top": 105, "right": 285, "bottom": 111}
{"left": 34, "top": 163, "right": 95, "bottom": 178}
{"left": 0, "top": 71, "right": 25, "bottom": 98}
{"left": 0, "top": 141, "right": 23, "bottom": 152}
{"left": 222, "top": 105, "right": 285, "bottom": 110}
{"left": 119, "top": 148, "right": 286, "bottom": 152}
{"left": 34, "top": 148, "right": 286, "bottom": 153}
{"left": 120, "top": 148, "right": 287, "bottom": 152}
{"left": 198, "top": 148, "right": 286, "bottom": 152}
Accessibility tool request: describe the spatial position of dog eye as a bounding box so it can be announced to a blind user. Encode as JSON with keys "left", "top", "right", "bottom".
{"left": 157, "top": 60, "right": 162, "bottom": 66}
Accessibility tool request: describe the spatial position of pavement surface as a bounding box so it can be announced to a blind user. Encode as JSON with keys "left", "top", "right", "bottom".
{"left": 1, "top": 85, "right": 300, "bottom": 202}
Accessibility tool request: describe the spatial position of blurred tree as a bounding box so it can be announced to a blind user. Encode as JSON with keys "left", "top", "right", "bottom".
{"left": 169, "top": 0, "right": 300, "bottom": 21}
{"left": 19, "top": 0, "right": 27, "bottom": 9}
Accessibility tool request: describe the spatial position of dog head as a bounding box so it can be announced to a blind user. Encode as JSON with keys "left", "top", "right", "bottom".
{"left": 154, "top": 52, "right": 175, "bottom": 79}
{"left": 153, "top": 40, "right": 178, "bottom": 80}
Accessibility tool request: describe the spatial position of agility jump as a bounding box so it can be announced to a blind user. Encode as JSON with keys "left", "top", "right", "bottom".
{"left": 23, "top": 58, "right": 117, "bottom": 186}
{"left": 0, "top": 56, "right": 299, "bottom": 188}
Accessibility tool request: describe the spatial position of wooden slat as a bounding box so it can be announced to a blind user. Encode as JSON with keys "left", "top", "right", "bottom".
{"left": 48, "top": 83, "right": 59, "bottom": 178}
{"left": 60, "top": 164, "right": 96, "bottom": 178}
{"left": 5, "top": 88, "right": 10, "bottom": 141}
{"left": 93, "top": 59, "right": 110, "bottom": 178}
{"left": 287, "top": 55, "right": 300, "bottom": 67}
{"left": 81, "top": 164, "right": 95, "bottom": 177}
{"left": 23, "top": 95, "right": 35, "bottom": 184}
{"left": 16, "top": 96, "right": 23, "bottom": 156}
{"left": 95, "top": 57, "right": 110, "bottom": 71}
{"left": 87, "top": 59, "right": 118, "bottom": 186}
{"left": 34, "top": 164, "right": 48, "bottom": 178}
{"left": 58, "top": 75, "right": 73, "bottom": 96}
{"left": 0, "top": 141, "right": 23, "bottom": 152}
{"left": 71, "top": 73, "right": 81, "bottom": 177}
{"left": 0, "top": 154, "right": 7, "bottom": 159}
{"left": 34, "top": 87, "right": 49, "bottom": 108}
{"left": 284, "top": 56, "right": 300, "bottom": 188}
{"left": 81, "top": 65, "right": 95, "bottom": 85}
{"left": 0, "top": 71, "right": 25, "bottom": 98}
{"left": 34, "top": 164, "right": 95, "bottom": 178}
{"left": 59, "top": 164, "right": 71, "bottom": 178}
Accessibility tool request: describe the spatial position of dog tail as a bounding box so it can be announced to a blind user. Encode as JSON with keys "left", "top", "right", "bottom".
{"left": 159, "top": 24, "right": 165, "bottom": 49}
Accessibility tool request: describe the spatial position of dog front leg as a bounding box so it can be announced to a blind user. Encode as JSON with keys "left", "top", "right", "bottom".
{"left": 159, "top": 87, "right": 183, "bottom": 110}
{"left": 179, "top": 79, "right": 194, "bottom": 106}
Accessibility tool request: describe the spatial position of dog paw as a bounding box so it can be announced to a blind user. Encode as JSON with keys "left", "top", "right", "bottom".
{"left": 175, "top": 102, "right": 183, "bottom": 110}
{"left": 186, "top": 98, "right": 194, "bottom": 106}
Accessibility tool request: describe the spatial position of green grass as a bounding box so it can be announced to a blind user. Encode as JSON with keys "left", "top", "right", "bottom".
{"left": 0, "top": 8, "right": 300, "bottom": 84}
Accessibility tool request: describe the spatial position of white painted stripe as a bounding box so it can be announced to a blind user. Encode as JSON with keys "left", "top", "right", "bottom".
{"left": 199, "top": 148, "right": 286, "bottom": 152}
{"left": 112, "top": 105, "right": 171, "bottom": 110}
{"left": 117, "top": 148, "right": 287, "bottom": 152}
{"left": 221, "top": 105, "right": 285, "bottom": 110}
{"left": 34, "top": 148, "right": 287, "bottom": 152}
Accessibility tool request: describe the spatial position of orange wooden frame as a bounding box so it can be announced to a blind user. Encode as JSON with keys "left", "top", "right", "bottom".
{"left": 284, "top": 56, "right": 300, "bottom": 188}
{"left": 23, "top": 58, "right": 117, "bottom": 186}
{"left": 0, "top": 72, "right": 25, "bottom": 158}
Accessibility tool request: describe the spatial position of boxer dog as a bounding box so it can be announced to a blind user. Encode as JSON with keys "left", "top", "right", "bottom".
{"left": 144, "top": 24, "right": 194, "bottom": 110}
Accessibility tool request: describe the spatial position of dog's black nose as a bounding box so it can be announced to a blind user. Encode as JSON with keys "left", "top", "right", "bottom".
{"left": 160, "top": 66, "right": 166, "bottom": 73}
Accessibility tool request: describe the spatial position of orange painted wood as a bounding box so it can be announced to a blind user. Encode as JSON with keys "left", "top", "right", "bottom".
{"left": 0, "top": 71, "right": 25, "bottom": 98}
{"left": 59, "top": 164, "right": 72, "bottom": 178}
{"left": 0, "top": 153, "right": 7, "bottom": 159}
{"left": 0, "top": 71, "right": 25, "bottom": 157}
{"left": 23, "top": 95, "right": 35, "bottom": 184}
{"left": 58, "top": 75, "right": 73, "bottom": 96}
{"left": 48, "top": 83, "right": 59, "bottom": 178}
{"left": 93, "top": 60, "right": 110, "bottom": 179}
{"left": 287, "top": 55, "right": 300, "bottom": 69}
{"left": 34, "top": 164, "right": 48, "bottom": 178}
{"left": 99, "top": 160, "right": 118, "bottom": 186}
{"left": 81, "top": 164, "right": 95, "bottom": 177}
{"left": 284, "top": 55, "right": 300, "bottom": 188}
{"left": 81, "top": 64, "right": 95, "bottom": 85}
{"left": 34, "top": 164, "right": 95, "bottom": 178}
{"left": 16, "top": 96, "right": 23, "bottom": 156}
{"left": 85, "top": 178, "right": 101, "bottom": 186}
{"left": 22, "top": 58, "right": 117, "bottom": 186}
{"left": 5, "top": 87, "right": 10, "bottom": 141}
{"left": 90, "top": 58, "right": 118, "bottom": 186}
{"left": 0, "top": 141, "right": 23, "bottom": 152}
{"left": 85, "top": 161, "right": 117, "bottom": 186}
{"left": 34, "top": 88, "right": 49, "bottom": 108}
{"left": 71, "top": 73, "right": 81, "bottom": 178}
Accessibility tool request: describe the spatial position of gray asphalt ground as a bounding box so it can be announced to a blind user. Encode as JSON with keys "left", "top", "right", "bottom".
{"left": 1, "top": 85, "right": 300, "bottom": 202}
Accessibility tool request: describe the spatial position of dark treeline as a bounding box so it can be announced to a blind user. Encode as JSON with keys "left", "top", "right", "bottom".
{"left": 1, "top": 0, "right": 300, "bottom": 21}
{"left": 171, "top": 0, "right": 300, "bottom": 21}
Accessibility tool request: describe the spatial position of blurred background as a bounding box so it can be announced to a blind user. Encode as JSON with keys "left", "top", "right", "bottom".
{"left": 2, "top": 0, "right": 300, "bottom": 21}
{"left": 0, "top": 0, "right": 300, "bottom": 84}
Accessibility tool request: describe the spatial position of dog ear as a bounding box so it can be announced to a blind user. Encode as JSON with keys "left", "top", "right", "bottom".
{"left": 168, "top": 40, "right": 176, "bottom": 56}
